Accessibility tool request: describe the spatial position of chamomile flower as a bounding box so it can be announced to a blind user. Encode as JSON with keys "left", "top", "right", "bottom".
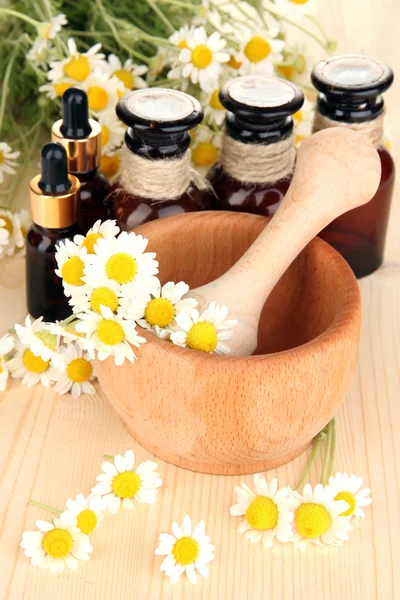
{"left": 69, "top": 279, "right": 122, "bottom": 317}
{"left": 55, "top": 239, "right": 88, "bottom": 297}
{"left": 83, "top": 231, "right": 159, "bottom": 296}
{"left": 48, "top": 319, "right": 85, "bottom": 343}
{"left": 291, "top": 483, "right": 352, "bottom": 550}
{"left": 171, "top": 301, "right": 237, "bottom": 354}
{"left": 97, "top": 112, "right": 125, "bottom": 155}
{"left": 169, "top": 24, "right": 196, "bottom": 51}
{"left": 40, "top": 80, "right": 75, "bottom": 99}
{"left": 36, "top": 14, "right": 67, "bottom": 51}
{"left": 47, "top": 38, "right": 105, "bottom": 84}
{"left": 191, "top": 127, "right": 221, "bottom": 172}
{"left": 121, "top": 280, "right": 197, "bottom": 332}
{"left": 155, "top": 515, "right": 215, "bottom": 585}
{"left": 27, "top": 38, "right": 57, "bottom": 67}
{"left": 91, "top": 450, "right": 162, "bottom": 513}
{"left": 0, "top": 334, "right": 14, "bottom": 391}
{"left": 168, "top": 26, "right": 229, "bottom": 92}
{"left": 237, "top": 29, "right": 285, "bottom": 76}
{"left": 20, "top": 513, "right": 93, "bottom": 572}
{"left": 293, "top": 97, "right": 314, "bottom": 148}
{"left": 0, "top": 209, "right": 23, "bottom": 256}
{"left": 103, "top": 54, "right": 148, "bottom": 90}
{"left": 0, "top": 218, "right": 9, "bottom": 255}
{"left": 76, "top": 305, "right": 146, "bottom": 365}
{"left": 99, "top": 152, "right": 121, "bottom": 179}
{"left": 15, "top": 315, "right": 63, "bottom": 368}
{"left": 203, "top": 88, "right": 226, "bottom": 126}
{"left": 7, "top": 338, "right": 57, "bottom": 388}
{"left": 53, "top": 342, "right": 96, "bottom": 398}
{"left": 74, "top": 219, "right": 120, "bottom": 254}
{"left": 230, "top": 475, "right": 294, "bottom": 546}
{"left": 61, "top": 494, "right": 106, "bottom": 535}
{"left": 15, "top": 208, "right": 30, "bottom": 250}
{"left": 327, "top": 473, "right": 372, "bottom": 521}
{"left": 275, "top": 0, "right": 317, "bottom": 16}
{"left": 82, "top": 69, "right": 124, "bottom": 115}
{"left": 0, "top": 142, "right": 20, "bottom": 184}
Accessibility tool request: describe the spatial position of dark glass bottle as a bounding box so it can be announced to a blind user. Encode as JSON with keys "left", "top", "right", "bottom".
{"left": 27, "top": 143, "right": 80, "bottom": 322}
{"left": 52, "top": 88, "right": 110, "bottom": 232}
{"left": 312, "top": 55, "right": 395, "bottom": 278}
{"left": 109, "top": 88, "right": 207, "bottom": 232}
{"left": 205, "top": 75, "right": 304, "bottom": 217}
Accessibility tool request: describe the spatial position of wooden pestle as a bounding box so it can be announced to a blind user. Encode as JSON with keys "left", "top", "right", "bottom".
{"left": 189, "top": 127, "right": 382, "bottom": 356}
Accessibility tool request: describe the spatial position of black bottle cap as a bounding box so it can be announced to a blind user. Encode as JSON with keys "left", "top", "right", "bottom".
{"left": 312, "top": 55, "right": 393, "bottom": 123}
{"left": 60, "top": 87, "right": 92, "bottom": 139}
{"left": 116, "top": 88, "right": 203, "bottom": 159}
{"left": 219, "top": 75, "right": 304, "bottom": 144}
{"left": 38, "top": 143, "right": 72, "bottom": 194}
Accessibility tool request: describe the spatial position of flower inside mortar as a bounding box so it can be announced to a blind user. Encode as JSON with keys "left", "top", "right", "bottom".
{"left": 327, "top": 473, "right": 372, "bottom": 521}
{"left": 91, "top": 450, "right": 162, "bottom": 513}
{"left": 155, "top": 515, "right": 215, "bottom": 585}
{"left": 61, "top": 493, "right": 107, "bottom": 535}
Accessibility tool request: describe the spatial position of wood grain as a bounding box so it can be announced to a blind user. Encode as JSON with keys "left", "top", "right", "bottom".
{"left": 1, "top": 0, "right": 400, "bottom": 597}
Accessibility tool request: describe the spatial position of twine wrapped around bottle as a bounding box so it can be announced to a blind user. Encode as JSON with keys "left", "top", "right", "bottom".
{"left": 312, "top": 111, "right": 384, "bottom": 148}
{"left": 120, "top": 146, "right": 208, "bottom": 200}
{"left": 219, "top": 133, "right": 295, "bottom": 184}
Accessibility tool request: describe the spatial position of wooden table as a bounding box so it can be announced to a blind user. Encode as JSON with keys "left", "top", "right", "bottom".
{"left": 1, "top": 2, "right": 399, "bottom": 598}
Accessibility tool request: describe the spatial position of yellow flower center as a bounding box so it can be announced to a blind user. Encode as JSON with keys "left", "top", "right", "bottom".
{"left": 244, "top": 36, "right": 271, "bottom": 64}
{"left": 101, "top": 126, "right": 110, "bottom": 148}
{"left": 61, "top": 256, "right": 85, "bottom": 286}
{"left": 63, "top": 55, "right": 91, "bottom": 82}
{"left": 87, "top": 86, "right": 109, "bottom": 112}
{"left": 23, "top": 349, "right": 50, "bottom": 373}
{"left": 293, "top": 109, "right": 303, "bottom": 123}
{"left": 172, "top": 536, "right": 199, "bottom": 566}
{"left": 335, "top": 491, "right": 356, "bottom": 517}
{"left": 0, "top": 362, "right": 3, "bottom": 374}
{"left": 53, "top": 82, "right": 73, "bottom": 97}
{"left": 0, "top": 151, "right": 3, "bottom": 164}
{"left": 277, "top": 64, "right": 296, "bottom": 80}
{"left": 42, "top": 528, "right": 73, "bottom": 558}
{"left": 113, "top": 69, "right": 134, "bottom": 89}
{"left": 227, "top": 55, "right": 242, "bottom": 70}
{"left": 90, "top": 287, "right": 119, "bottom": 314}
{"left": 97, "top": 319, "right": 125, "bottom": 346}
{"left": 1, "top": 215, "right": 13, "bottom": 235}
{"left": 291, "top": 0, "right": 309, "bottom": 4}
{"left": 192, "top": 142, "right": 218, "bottom": 167}
{"left": 100, "top": 154, "right": 120, "bottom": 178}
{"left": 210, "top": 89, "right": 224, "bottom": 111}
{"left": 245, "top": 496, "right": 279, "bottom": 530}
{"left": 112, "top": 471, "right": 141, "bottom": 498}
{"left": 77, "top": 509, "right": 97, "bottom": 534}
{"left": 295, "top": 502, "right": 332, "bottom": 538}
{"left": 145, "top": 298, "right": 175, "bottom": 327}
{"left": 105, "top": 253, "right": 137, "bottom": 285}
{"left": 178, "top": 40, "right": 188, "bottom": 49}
{"left": 186, "top": 322, "right": 218, "bottom": 353}
{"left": 295, "top": 134, "right": 304, "bottom": 146}
{"left": 191, "top": 45, "right": 213, "bottom": 69}
{"left": 83, "top": 232, "right": 103, "bottom": 254}
{"left": 66, "top": 358, "right": 93, "bottom": 383}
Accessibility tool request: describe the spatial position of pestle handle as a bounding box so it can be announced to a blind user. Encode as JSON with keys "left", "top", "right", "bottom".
{"left": 195, "top": 127, "right": 381, "bottom": 319}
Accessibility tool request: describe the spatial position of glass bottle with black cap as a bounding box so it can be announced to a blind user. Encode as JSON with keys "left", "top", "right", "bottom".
{"left": 205, "top": 75, "right": 304, "bottom": 217}
{"left": 312, "top": 55, "right": 395, "bottom": 278}
{"left": 108, "top": 88, "right": 207, "bottom": 232}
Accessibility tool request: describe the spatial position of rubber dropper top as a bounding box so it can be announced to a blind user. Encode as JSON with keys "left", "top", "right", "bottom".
{"left": 38, "top": 143, "right": 72, "bottom": 194}
{"left": 60, "top": 87, "right": 92, "bottom": 139}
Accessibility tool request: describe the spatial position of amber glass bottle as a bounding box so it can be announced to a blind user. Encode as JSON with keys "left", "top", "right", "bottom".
{"left": 109, "top": 88, "right": 207, "bottom": 232}
{"left": 312, "top": 55, "right": 395, "bottom": 278}
{"left": 52, "top": 88, "right": 110, "bottom": 233}
{"left": 206, "top": 75, "right": 304, "bottom": 217}
{"left": 26, "top": 143, "right": 80, "bottom": 321}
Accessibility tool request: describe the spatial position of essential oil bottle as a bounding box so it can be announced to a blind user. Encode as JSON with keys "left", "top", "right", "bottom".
{"left": 205, "top": 75, "right": 304, "bottom": 217}
{"left": 312, "top": 55, "right": 395, "bottom": 278}
{"left": 108, "top": 88, "right": 207, "bottom": 232}
{"left": 26, "top": 143, "right": 80, "bottom": 322}
{"left": 52, "top": 88, "right": 110, "bottom": 233}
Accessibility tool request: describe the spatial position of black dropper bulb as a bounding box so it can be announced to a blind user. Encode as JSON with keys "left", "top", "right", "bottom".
{"left": 60, "top": 87, "right": 92, "bottom": 139}
{"left": 38, "top": 143, "right": 72, "bottom": 194}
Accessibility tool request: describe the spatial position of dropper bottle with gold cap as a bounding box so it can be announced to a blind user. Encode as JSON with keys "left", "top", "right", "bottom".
{"left": 26, "top": 142, "right": 80, "bottom": 322}
{"left": 51, "top": 88, "right": 110, "bottom": 232}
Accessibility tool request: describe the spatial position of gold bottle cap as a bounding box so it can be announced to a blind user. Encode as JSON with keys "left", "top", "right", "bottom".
{"left": 30, "top": 173, "right": 80, "bottom": 229}
{"left": 51, "top": 118, "right": 102, "bottom": 173}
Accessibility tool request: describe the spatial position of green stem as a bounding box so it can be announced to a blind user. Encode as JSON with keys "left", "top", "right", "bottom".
{"left": 0, "top": 8, "right": 39, "bottom": 28}
{"left": 265, "top": 7, "right": 328, "bottom": 51}
{"left": 327, "top": 418, "right": 336, "bottom": 479}
{"left": 158, "top": 0, "right": 199, "bottom": 10}
{"left": 60, "top": 313, "right": 78, "bottom": 326}
{"left": 0, "top": 42, "right": 21, "bottom": 135}
{"left": 104, "top": 454, "right": 114, "bottom": 461}
{"left": 293, "top": 433, "right": 323, "bottom": 491}
{"left": 29, "top": 500, "right": 62, "bottom": 515}
{"left": 320, "top": 420, "right": 332, "bottom": 485}
{"left": 306, "top": 15, "right": 329, "bottom": 43}
{"left": 144, "top": 0, "right": 175, "bottom": 33}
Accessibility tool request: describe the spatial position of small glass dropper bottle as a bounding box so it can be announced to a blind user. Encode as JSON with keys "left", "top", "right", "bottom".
{"left": 26, "top": 143, "right": 80, "bottom": 322}
{"left": 205, "top": 75, "right": 304, "bottom": 216}
{"left": 52, "top": 88, "right": 110, "bottom": 233}
{"left": 109, "top": 88, "right": 207, "bottom": 232}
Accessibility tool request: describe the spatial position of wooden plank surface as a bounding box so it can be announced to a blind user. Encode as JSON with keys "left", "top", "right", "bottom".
{"left": 1, "top": 1, "right": 399, "bottom": 598}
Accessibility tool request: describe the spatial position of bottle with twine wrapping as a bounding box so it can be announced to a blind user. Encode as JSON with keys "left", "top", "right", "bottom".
{"left": 107, "top": 89, "right": 209, "bottom": 232}
{"left": 205, "top": 76, "right": 304, "bottom": 218}
{"left": 312, "top": 55, "right": 395, "bottom": 278}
